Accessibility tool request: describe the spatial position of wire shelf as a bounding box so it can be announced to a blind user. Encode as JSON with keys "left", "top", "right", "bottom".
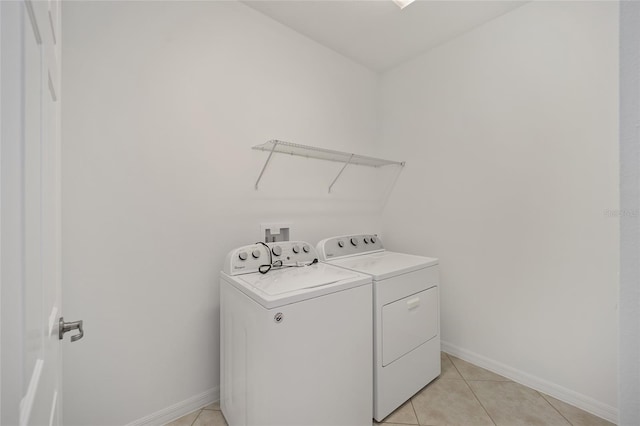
{"left": 252, "top": 140, "right": 405, "bottom": 192}
{"left": 252, "top": 140, "right": 404, "bottom": 168}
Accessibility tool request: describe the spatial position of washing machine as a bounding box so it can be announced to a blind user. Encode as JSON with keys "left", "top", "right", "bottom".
{"left": 316, "top": 234, "right": 440, "bottom": 422}
{"left": 220, "top": 240, "right": 373, "bottom": 426}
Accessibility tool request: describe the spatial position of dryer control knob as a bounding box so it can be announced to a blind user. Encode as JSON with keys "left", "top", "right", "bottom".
{"left": 363, "top": 237, "right": 370, "bottom": 244}
{"left": 238, "top": 252, "right": 248, "bottom": 261}
{"left": 272, "top": 246, "right": 282, "bottom": 256}
{"left": 252, "top": 249, "right": 261, "bottom": 259}
{"left": 302, "top": 244, "right": 310, "bottom": 253}
{"left": 350, "top": 238, "right": 358, "bottom": 246}
{"left": 371, "top": 236, "right": 377, "bottom": 244}
{"left": 292, "top": 245, "right": 300, "bottom": 254}
{"left": 337, "top": 240, "right": 345, "bottom": 248}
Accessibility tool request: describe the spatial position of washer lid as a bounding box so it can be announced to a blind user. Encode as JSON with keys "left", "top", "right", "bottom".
{"left": 228, "top": 263, "right": 371, "bottom": 308}
{"left": 327, "top": 251, "right": 438, "bottom": 281}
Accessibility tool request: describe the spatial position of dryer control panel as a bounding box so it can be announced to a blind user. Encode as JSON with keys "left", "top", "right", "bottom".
{"left": 223, "top": 241, "right": 318, "bottom": 275}
{"left": 316, "top": 234, "right": 384, "bottom": 261}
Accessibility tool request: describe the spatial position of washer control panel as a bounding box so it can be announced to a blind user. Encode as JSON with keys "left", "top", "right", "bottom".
{"left": 316, "top": 234, "right": 384, "bottom": 260}
{"left": 223, "top": 241, "right": 317, "bottom": 275}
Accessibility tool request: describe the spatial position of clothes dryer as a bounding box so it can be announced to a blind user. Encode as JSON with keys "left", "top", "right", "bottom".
{"left": 316, "top": 235, "right": 440, "bottom": 421}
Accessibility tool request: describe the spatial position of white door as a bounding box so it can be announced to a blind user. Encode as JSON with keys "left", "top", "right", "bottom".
{"left": 1, "top": 1, "right": 73, "bottom": 425}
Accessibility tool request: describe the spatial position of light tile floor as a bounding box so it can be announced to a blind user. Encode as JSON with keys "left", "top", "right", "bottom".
{"left": 166, "top": 353, "right": 615, "bottom": 426}
{"left": 166, "top": 401, "right": 226, "bottom": 426}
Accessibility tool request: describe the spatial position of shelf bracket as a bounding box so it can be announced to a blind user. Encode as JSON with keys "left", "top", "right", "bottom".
{"left": 254, "top": 140, "right": 279, "bottom": 190}
{"left": 328, "top": 153, "right": 354, "bottom": 193}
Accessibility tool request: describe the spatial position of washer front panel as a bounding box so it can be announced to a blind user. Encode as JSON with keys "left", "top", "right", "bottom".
{"left": 220, "top": 276, "right": 373, "bottom": 426}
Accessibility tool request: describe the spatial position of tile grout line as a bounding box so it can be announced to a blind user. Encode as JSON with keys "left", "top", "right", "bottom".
{"left": 538, "top": 391, "right": 575, "bottom": 426}
{"left": 463, "top": 379, "right": 498, "bottom": 426}
{"left": 409, "top": 397, "right": 420, "bottom": 426}
{"left": 444, "top": 352, "right": 460, "bottom": 377}
{"left": 189, "top": 408, "right": 203, "bottom": 426}
{"left": 447, "top": 353, "right": 498, "bottom": 426}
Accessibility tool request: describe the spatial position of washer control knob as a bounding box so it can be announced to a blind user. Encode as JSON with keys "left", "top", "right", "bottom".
{"left": 302, "top": 244, "right": 310, "bottom": 253}
{"left": 350, "top": 238, "right": 358, "bottom": 246}
{"left": 337, "top": 240, "right": 345, "bottom": 248}
{"left": 292, "top": 245, "right": 300, "bottom": 254}
{"left": 371, "top": 236, "right": 377, "bottom": 244}
{"left": 272, "top": 245, "right": 282, "bottom": 256}
{"left": 363, "top": 237, "right": 370, "bottom": 244}
{"left": 238, "top": 252, "right": 248, "bottom": 261}
{"left": 252, "top": 249, "right": 261, "bottom": 259}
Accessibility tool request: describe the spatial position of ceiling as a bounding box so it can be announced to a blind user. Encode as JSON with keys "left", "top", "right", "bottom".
{"left": 243, "top": 0, "right": 528, "bottom": 72}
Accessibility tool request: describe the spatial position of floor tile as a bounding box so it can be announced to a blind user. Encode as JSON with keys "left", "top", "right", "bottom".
{"left": 440, "top": 352, "right": 463, "bottom": 380}
{"left": 411, "top": 379, "right": 494, "bottom": 426}
{"left": 468, "top": 381, "right": 570, "bottom": 426}
{"left": 380, "top": 400, "right": 418, "bottom": 424}
{"left": 203, "top": 401, "right": 220, "bottom": 411}
{"left": 448, "top": 355, "right": 510, "bottom": 381}
{"left": 541, "top": 394, "right": 615, "bottom": 426}
{"left": 192, "top": 409, "right": 227, "bottom": 426}
{"left": 166, "top": 410, "right": 200, "bottom": 426}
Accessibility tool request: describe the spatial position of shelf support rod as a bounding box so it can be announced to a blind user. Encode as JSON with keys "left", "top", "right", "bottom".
{"left": 328, "top": 153, "right": 354, "bottom": 193}
{"left": 254, "top": 141, "right": 279, "bottom": 190}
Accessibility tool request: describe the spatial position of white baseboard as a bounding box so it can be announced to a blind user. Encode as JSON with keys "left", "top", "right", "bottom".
{"left": 125, "top": 387, "right": 219, "bottom": 426}
{"left": 441, "top": 341, "right": 617, "bottom": 424}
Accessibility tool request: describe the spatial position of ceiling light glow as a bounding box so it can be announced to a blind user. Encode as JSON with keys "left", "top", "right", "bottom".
{"left": 392, "top": 0, "right": 416, "bottom": 9}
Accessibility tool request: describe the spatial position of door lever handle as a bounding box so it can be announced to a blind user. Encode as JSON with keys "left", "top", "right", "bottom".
{"left": 59, "top": 317, "right": 84, "bottom": 342}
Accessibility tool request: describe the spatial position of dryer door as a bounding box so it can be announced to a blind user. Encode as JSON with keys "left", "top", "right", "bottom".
{"left": 382, "top": 286, "right": 438, "bottom": 366}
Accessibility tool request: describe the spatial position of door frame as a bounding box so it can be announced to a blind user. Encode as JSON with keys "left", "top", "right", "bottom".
{"left": 1, "top": 1, "right": 29, "bottom": 424}
{"left": 619, "top": 2, "right": 640, "bottom": 424}
{"left": 1, "top": 1, "right": 63, "bottom": 424}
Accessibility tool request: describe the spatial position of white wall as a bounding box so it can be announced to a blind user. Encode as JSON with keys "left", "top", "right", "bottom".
{"left": 61, "top": 2, "right": 382, "bottom": 425}
{"left": 63, "top": 1, "right": 621, "bottom": 424}
{"left": 379, "top": 1, "right": 619, "bottom": 420}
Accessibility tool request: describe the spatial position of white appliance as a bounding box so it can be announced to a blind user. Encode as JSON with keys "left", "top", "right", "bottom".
{"left": 220, "top": 241, "right": 373, "bottom": 426}
{"left": 316, "top": 234, "right": 440, "bottom": 422}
